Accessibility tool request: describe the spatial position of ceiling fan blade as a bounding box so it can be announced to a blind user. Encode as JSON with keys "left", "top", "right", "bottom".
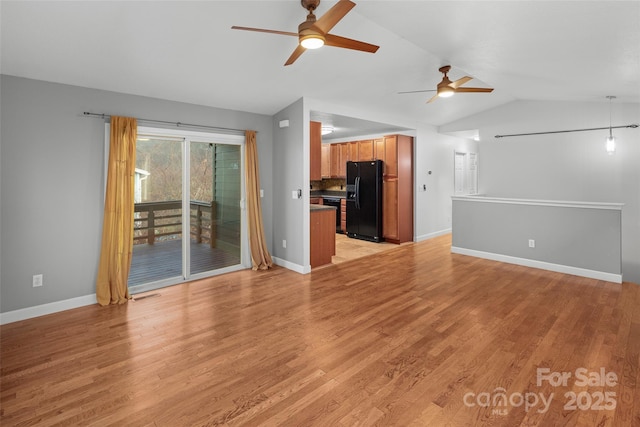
{"left": 284, "top": 45, "right": 307, "bottom": 66}
{"left": 324, "top": 34, "right": 379, "bottom": 53}
{"left": 426, "top": 94, "right": 439, "bottom": 104}
{"left": 314, "top": 0, "right": 356, "bottom": 34}
{"left": 231, "top": 26, "right": 298, "bottom": 37}
{"left": 397, "top": 89, "right": 437, "bottom": 94}
{"left": 454, "top": 87, "right": 494, "bottom": 93}
{"left": 450, "top": 76, "right": 472, "bottom": 89}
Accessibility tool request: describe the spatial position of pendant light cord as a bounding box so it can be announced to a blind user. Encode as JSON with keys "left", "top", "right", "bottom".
{"left": 608, "top": 96, "right": 614, "bottom": 138}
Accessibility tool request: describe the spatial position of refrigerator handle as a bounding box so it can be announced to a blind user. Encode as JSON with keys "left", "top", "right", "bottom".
{"left": 355, "top": 176, "right": 360, "bottom": 209}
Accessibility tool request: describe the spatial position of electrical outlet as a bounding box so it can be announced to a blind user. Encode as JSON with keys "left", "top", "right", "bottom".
{"left": 528, "top": 239, "right": 535, "bottom": 248}
{"left": 33, "top": 274, "right": 43, "bottom": 287}
{"left": 282, "top": 240, "right": 287, "bottom": 248}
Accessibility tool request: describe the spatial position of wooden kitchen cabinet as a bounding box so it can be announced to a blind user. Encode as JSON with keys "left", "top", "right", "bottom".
{"left": 384, "top": 135, "right": 398, "bottom": 177}
{"left": 340, "top": 199, "right": 346, "bottom": 232}
{"left": 382, "top": 179, "right": 399, "bottom": 241}
{"left": 322, "top": 134, "right": 412, "bottom": 243}
{"left": 321, "top": 144, "right": 331, "bottom": 178}
{"left": 374, "top": 138, "right": 385, "bottom": 172}
{"left": 358, "top": 140, "right": 374, "bottom": 161}
{"left": 328, "top": 143, "right": 349, "bottom": 178}
{"left": 381, "top": 134, "right": 413, "bottom": 244}
{"left": 330, "top": 143, "right": 340, "bottom": 178}
{"left": 339, "top": 143, "right": 349, "bottom": 178}
{"left": 348, "top": 141, "right": 358, "bottom": 162}
{"left": 310, "top": 207, "right": 336, "bottom": 268}
{"left": 310, "top": 121, "right": 322, "bottom": 181}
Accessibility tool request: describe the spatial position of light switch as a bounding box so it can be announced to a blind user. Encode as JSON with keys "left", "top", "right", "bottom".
{"left": 292, "top": 190, "right": 298, "bottom": 199}
{"left": 260, "top": 189, "right": 264, "bottom": 198}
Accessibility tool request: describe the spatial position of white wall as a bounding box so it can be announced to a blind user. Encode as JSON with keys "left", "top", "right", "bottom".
{"left": 414, "top": 128, "right": 477, "bottom": 241}
{"left": 0, "top": 75, "right": 274, "bottom": 313}
{"left": 441, "top": 100, "right": 640, "bottom": 284}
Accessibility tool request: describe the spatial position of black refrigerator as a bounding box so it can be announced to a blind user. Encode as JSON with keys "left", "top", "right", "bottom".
{"left": 346, "top": 160, "right": 384, "bottom": 242}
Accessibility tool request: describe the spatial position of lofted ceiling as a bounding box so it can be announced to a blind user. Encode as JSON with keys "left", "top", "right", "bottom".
{"left": 2, "top": 1, "right": 639, "bottom": 130}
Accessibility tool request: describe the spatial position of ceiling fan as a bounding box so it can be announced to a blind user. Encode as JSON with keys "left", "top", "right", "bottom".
{"left": 231, "top": 0, "right": 379, "bottom": 66}
{"left": 399, "top": 65, "right": 494, "bottom": 103}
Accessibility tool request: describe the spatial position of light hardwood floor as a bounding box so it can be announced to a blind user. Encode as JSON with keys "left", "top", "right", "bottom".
{"left": 331, "top": 233, "right": 399, "bottom": 265}
{"left": 2, "top": 234, "right": 639, "bottom": 426}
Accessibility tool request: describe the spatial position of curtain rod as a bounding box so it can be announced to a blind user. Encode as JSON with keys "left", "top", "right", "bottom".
{"left": 495, "top": 124, "right": 638, "bottom": 139}
{"left": 83, "top": 112, "right": 252, "bottom": 135}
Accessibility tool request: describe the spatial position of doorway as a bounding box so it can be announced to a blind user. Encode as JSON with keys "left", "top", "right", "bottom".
{"left": 125, "top": 126, "right": 247, "bottom": 293}
{"left": 454, "top": 151, "right": 478, "bottom": 196}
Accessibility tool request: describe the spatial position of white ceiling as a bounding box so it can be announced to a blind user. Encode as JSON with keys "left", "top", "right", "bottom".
{"left": 2, "top": 1, "right": 639, "bottom": 130}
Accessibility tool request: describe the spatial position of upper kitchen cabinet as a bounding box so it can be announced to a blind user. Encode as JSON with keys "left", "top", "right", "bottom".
{"left": 330, "top": 143, "right": 340, "bottom": 178}
{"left": 310, "top": 121, "right": 322, "bottom": 181}
{"left": 348, "top": 141, "right": 358, "bottom": 163}
{"left": 339, "top": 143, "right": 349, "bottom": 178}
{"left": 374, "top": 138, "right": 385, "bottom": 173}
{"left": 358, "top": 140, "right": 374, "bottom": 161}
{"left": 383, "top": 135, "right": 398, "bottom": 177}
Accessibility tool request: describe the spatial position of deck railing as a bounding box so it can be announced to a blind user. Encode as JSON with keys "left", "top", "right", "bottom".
{"left": 133, "top": 200, "right": 216, "bottom": 247}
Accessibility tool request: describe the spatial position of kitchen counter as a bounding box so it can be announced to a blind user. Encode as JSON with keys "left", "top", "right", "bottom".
{"left": 310, "top": 204, "right": 337, "bottom": 212}
{"left": 310, "top": 191, "right": 347, "bottom": 199}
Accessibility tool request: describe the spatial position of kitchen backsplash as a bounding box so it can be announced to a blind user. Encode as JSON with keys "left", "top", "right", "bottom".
{"left": 311, "top": 178, "right": 346, "bottom": 192}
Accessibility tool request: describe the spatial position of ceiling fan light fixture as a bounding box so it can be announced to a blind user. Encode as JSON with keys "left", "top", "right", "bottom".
{"left": 300, "top": 34, "right": 325, "bottom": 49}
{"left": 438, "top": 86, "right": 455, "bottom": 98}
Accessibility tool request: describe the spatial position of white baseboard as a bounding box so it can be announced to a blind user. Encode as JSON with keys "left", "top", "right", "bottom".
{"left": 416, "top": 228, "right": 452, "bottom": 242}
{"left": 0, "top": 294, "right": 98, "bottom": 325}
{"left": 450, "top": 246, "right": 622, "bottom": 284}
{"left": 272, "top": 257, "right": 309, "bottom": 274}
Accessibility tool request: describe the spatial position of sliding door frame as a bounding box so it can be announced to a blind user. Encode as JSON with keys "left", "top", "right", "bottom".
{"left": 104, "top": 124, "right": 250, "bottom": 295}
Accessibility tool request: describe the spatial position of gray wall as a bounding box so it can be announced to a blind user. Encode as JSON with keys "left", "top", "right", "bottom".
{"left": 452, "top": 198, "right": 622, "bottom": 276}
{"left": 0, "top": 75, "right": 274, "bottom": 312}
{"left": 271, "top": 98, "right": 306, "bottom": 268}
{"left": 441, "top": 100, "right": 640, "bottom": 284}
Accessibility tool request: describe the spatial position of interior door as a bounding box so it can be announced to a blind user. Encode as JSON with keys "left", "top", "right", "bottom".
{"left": 454, "top": 152, "right": 466, "bottom": 195}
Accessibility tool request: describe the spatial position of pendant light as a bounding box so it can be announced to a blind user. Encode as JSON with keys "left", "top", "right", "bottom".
{"left": 606, "top": 95, "right": 616, "bottom": 155}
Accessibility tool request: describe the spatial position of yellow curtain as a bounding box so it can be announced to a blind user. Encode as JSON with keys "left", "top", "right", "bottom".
{"left": 245, "top": 130, "right": 273, "bottom": 270}
{"left": 96, "top": 116, "right": 137, "bottom": 305}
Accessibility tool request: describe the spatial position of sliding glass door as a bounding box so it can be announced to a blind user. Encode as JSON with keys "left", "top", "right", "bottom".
{"left": 130, "top": 135, "right": 183, "bottom": 285}
{"left": 188, "top": 141, "right": 242, "bottom": 275}
{"left": 127, "top": 127, "right": 245, "bottom": 292}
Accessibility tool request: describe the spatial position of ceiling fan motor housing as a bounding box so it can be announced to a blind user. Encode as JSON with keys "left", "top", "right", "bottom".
{"left": 301, "top": 0, "right": 321, "bottom": 11}
{"left": 437, "top": 76, "right": 454, "bottom": 96}
{"left": 298, "top": 17, "right": 325, "bottom": 47}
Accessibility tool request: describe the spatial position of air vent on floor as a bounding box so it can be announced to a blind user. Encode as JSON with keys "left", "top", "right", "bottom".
{"left": 133, "top": 293, "right": 161, "bottom": 301}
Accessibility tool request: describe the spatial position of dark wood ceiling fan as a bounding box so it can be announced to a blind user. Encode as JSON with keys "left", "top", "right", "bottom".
{"left": 232, "top": 0, "right": 379, "bottom": 66}
{"left": 399, "top": 65, "right": 494, "bottom": 103}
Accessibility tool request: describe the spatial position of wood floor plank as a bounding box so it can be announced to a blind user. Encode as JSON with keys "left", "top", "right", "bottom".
{"left": 2, "top": 234, "right": 639, "bottom": 426}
